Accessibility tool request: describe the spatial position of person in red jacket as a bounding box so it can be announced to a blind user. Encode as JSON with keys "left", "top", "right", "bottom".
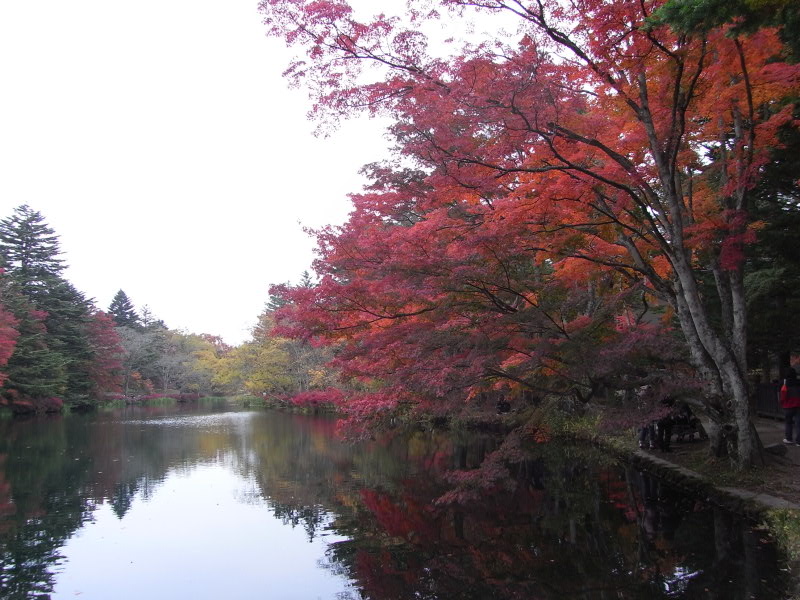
{"left": 780, "top": 368, "right": 800, "bottom": 444}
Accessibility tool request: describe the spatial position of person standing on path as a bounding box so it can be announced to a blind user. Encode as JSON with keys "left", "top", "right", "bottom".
{"left": 780, "top": 368, "right": 800, "bottom": 444}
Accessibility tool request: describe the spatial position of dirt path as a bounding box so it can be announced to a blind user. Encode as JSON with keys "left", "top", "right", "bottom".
{"left": 633, "top": 416, "right": 800, "bottom": 509}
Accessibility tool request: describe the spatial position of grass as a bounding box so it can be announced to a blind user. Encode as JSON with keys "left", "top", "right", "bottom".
{"left": 197, "top": 395, "right": 228, "bottom": 404}
{"left": 229, "top": 394, "right": 262, "bottom": 408}
{"left": 646, "top": 437, "right": 769, "bottom": 487}
{"left": 135, "top": 396, "right": 179, "bottom": 405}
{"left": 765, "top": 508, "right": 800, "bottom": 563}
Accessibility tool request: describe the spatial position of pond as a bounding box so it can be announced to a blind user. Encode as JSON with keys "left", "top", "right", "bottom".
{"left": 0, "top": 402, "right": 791, "bottom": 599}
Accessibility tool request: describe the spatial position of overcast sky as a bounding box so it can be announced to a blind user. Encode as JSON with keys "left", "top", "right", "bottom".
{"left": 0, "top": 0, "right": 393, "bottom": 345}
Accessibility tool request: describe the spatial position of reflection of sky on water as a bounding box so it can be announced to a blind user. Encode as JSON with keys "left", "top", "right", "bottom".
{"left": 662, "top": 567, "right": 702, "bottom": 597}
{"left": 1, "top": 405, "right": 790, "bottom": 600}
{"left": 53, "top": 464, "right": 352, "bottom": 600}
{"left": 113, "top": 410, "right": 256, "bottom": 429}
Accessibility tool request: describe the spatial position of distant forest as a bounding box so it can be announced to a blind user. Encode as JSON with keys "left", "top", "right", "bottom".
{"left": 0, "top": 205, "right": 331, "bottom": 414}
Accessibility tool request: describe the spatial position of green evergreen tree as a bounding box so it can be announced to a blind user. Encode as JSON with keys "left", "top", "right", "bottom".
{"left": 0, "top": 285, "right": 67, "bottom": 399}
{"left": 0, "top": 205, "right": 64, "bottom": 298}
{"left": 139, "top": 305, "right": 166, "bottom": 330}
{"left": 652, "top": 0, "right": 800, "bottom": 58}
{"left": 0, "top": 206, "right": 92, "bottom": 402}
{"left": 266, "top": 272, "right": 314, "bottom": 314}
{"left": 41, "top": 280, "right": 94, "bottom": 399}
{"left": 744, "top": 126, "right": 800, "bottom": 378}
{"left": 108, "top": 290, "right": 140, "bottom": 329}
{"left": 266, "top": 290, "right": 288, "bottom": 313}
{"left": 299, "top": 270, "right": 313, "bottom": 288}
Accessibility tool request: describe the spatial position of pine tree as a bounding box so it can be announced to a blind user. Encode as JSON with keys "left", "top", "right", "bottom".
{"left": 139, "top": 305, "right": 166, "bottom": 330}
{"left": 0, "top": 205, "right": 64, "bottom": 298}
{"left": 265, "top": 289, "right": 289, "bottom": 313}
{"left": 108, "top": 290, "right": 140, "bottom": 329}
{"left": 299, "top": 270, "right": 313, "bottom": 288}
{"left": 0, "top": 286, "right": 67, "bottom": 399}
{"left": 41, "top": 279, "right": 93, "bottom": 399}
{"left": 0, "top": 206, "right": 92, "bottom": 402}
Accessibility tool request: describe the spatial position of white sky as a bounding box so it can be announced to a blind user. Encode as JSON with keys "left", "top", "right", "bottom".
{"left": 0, "top": 0, "right": 394, "bottom": 345}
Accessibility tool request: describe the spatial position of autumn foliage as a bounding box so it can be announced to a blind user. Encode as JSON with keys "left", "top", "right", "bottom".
{"left": 262, "top": 0, "right": 800, "bottom": 464}
{"left": 85, "top": 311, "right": 124, "bottom": 397}
{"left": 0, "top": 299, "right": 18, "bottom": 389}
{"left": 0, "top": 208, "right": 130, "bottom": 408}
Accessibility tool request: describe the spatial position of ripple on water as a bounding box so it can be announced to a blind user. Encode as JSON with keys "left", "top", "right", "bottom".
{"left": 114, "top": 410, "right": 257, "bottom": 429}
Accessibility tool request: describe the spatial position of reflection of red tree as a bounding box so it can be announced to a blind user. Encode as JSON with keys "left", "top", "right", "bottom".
{"left": 600, "top": 468, "right": 641, "bottom": 523}
{"left": 355, "top": 481, "right": 552, "bottom": 599}
{"left": 291, "top": 413, "right": 338, "bottom": 438}
{"left": 360, "top": 488, "right": 439, "bottom": 544}
{"left": 354, "top": 548, "right": 423, "bottom": 599}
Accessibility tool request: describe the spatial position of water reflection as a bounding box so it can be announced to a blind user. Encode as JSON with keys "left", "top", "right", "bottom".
{"left": 0, "top": 404, "right": 791, "bottom": 599}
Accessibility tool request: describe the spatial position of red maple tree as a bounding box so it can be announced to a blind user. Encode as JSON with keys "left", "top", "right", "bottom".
{"left": 261, "top": 0, "right": 800, "bottom": 465}
{"left": 0, "top": 298, "right": 18, "bottom": 389}
{"left": 85, "top": 311, "right": 124, "bottom": 397}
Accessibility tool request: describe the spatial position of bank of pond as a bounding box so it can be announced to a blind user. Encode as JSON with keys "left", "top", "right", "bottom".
{"left": 0, "top": 402, "right": 795, "bottom": 599}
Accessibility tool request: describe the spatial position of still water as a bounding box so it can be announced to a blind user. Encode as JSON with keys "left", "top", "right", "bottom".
{"left": 0, "top": 402, "right": 791, "bottom": 599}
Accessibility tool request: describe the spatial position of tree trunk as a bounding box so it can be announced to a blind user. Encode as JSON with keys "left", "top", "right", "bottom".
{"left": 706, "top": 420, "right": 723, "bottom": 457}
{"left": 671, "top": 254, "right": 756, "bottom": 467}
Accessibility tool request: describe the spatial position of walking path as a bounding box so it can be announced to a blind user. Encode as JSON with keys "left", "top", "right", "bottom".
{"left": 754, "top": 415, "right": 800, "bottom": 465}
{"left": 630, "top": 416, "right": 800, "bottom": 511}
